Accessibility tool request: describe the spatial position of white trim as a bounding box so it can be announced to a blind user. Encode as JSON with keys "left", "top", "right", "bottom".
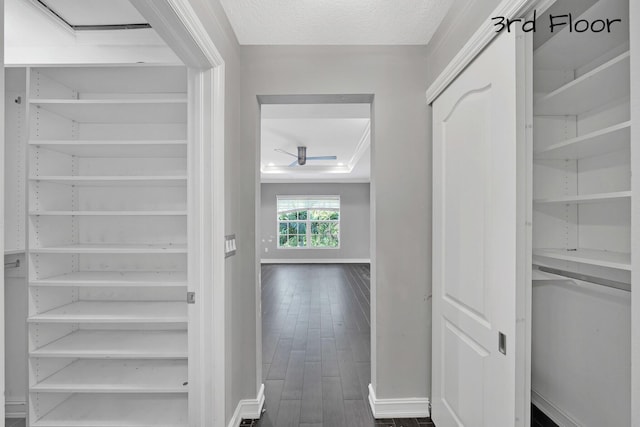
{"left": 425, "top": 0, "right": 544, "bottom": 104}
{"left": 531, "top": 390, "right": 580, "bottom": 427}
{"left": 261, "top": 258, "right": 370, "bottom": 264}
{"left": 367, "top": 384, "right": 430, "bottom": 419}
{"left": 347, "top": 122, "right": 371, "bottom": 170}
{"left": 130, "top": 2, "right": 226, "bottom": 427}
{"left": 226, "top": 384, "right": 266, "bottom": 427}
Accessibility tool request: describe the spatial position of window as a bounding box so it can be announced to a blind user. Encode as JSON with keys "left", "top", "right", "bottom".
{"left": 277, "top": 196, "right": 340, "bottom": 249}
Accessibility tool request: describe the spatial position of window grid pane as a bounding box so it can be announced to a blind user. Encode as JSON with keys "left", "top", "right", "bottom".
{"left": 276, "top": 198, "right": 340, "bottom": 249}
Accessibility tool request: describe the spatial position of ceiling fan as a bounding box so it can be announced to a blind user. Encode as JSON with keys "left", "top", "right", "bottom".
{"left": 275, "top": 146, "right": 337, "bottom": 167}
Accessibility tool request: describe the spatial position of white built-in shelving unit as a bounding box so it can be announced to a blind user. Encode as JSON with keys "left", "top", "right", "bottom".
{"left": 532, "top": 0, "right": 632, "bottom": 282}
{"left": 26, "top": 65, "right": 189, "bottom": 426}
{"left": 531, "top": 0, "right": 632, "bottom": 424}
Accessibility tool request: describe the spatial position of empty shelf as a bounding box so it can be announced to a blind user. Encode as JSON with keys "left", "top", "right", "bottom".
{"left": 31, "top": 271, "right": 187, "bottom": 287}
{"left": 533, "top": 248, "right": 631, "bottom": 271}
{"left": 31, "top": 99, "right": 187, "bottom": 124}
{"left": 533, "top": 191, "right": 631, "bottom": 204}
{"left": 533, "top": 0, "right": 629, "bottom": 70}
{"left": 30, "top": 140, "right": 187, "bottom": 158}
{"left": 30, "top": 176, "right": 187, "bottom": 187}
{"left": 30, "top": 211, "right": 187, "bottom": 216}
{"left": 534, "top": 52, "right": 629, "bottom": 116}
{"left": 534, "top": 121, "right": 630, "bottom": 160}
{"left": 31, "top": 360, "right": 187, "bottom": 393}
{"left": 30, "top": 243, "right": 187, "bottom": 254}
{"left": 31, "top": 394, "right": 187, "bottom": 426}
{"left": 28, "top": 301, "right": 187, "bottom": 324}
{"left": 31, "top": 330, "right": 187, "bottom": 358}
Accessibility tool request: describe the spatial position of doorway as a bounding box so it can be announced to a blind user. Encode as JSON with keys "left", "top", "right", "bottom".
{"left": 256, "top": 95, "right": 380, "bottom": 424}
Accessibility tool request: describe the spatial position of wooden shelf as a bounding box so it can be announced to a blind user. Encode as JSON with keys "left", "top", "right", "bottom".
{"left": 4, "top": 249, "right": 25, "bottom": 255}
{"left": 30, "top": 99, "right": 187, "bottom": 124}
{"left": 31, "top": 330, "right": 187, "bottom": 359}
{"left": 532, "top": 269, "right": 567, "bottom": 281}
{"left": 533, "top": 191, "right": 631, "bottom": 205}
{"left": 534, "top": 52, "right": 629, "bottom": 116}
{"left": 31, "top": 394, "right": 187, "bottom": 426}
{"left": 30, "top": 211, "right": 187, "bottom": 216}
{"left": 30, "top": 271, "right": 187, "bottom": 288}
{"left": 533, "top": 0, "right": 629, "bottom": 70}
{"left": 533, "top": 248, "right": 631, "bottom": 271}
{"left": 534, "top": 121, "right": 630, "bottom": 160}
{"left": 30, "top": 140, "right": 187, "bottom": 158}
{"left": 30, "top": 243, "right": 187, "bottom": 254}
{"left": 28, "top": 301, "right": 187, "bottom": 324}
{"left": 30, "top": 176, "right": 187, "bottom": 187}
{"left": 31, "top": 360, "right": 188, "bottom": 393}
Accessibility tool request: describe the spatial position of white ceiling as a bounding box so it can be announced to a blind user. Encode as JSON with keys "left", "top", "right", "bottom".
{"left": 220, "top": 0, "right": 454, "bottom": 45}
{"left": 40, "top": 0, "right": 148, "bottom": 26}
{"left": 261, "top": 104, "right": 370, "bottom": 183}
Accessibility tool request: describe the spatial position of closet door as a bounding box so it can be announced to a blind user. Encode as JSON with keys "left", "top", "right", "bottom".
{"left": 431, "top": 30, "right": 529, "bottom": 427}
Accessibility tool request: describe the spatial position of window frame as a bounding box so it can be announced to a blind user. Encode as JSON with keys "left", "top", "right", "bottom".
{"left": 276, "top": 195, "right": 341, "bottom": 250}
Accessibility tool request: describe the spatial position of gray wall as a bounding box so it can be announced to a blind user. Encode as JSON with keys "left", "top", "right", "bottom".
{"left": 184, "top": 1, "right": 257, "bottom": 424}
{"left": 242, "top": 45, "right": 431, "bottom": 399}
{"left": 261, "top": 183, "right": 370, "bottom": 261}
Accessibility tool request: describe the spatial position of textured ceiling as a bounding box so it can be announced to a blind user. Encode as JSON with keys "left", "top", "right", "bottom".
{"left": 220, "top": 0, "right": 454, "bottom": 45}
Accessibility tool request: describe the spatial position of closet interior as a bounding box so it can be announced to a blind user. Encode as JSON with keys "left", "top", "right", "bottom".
{"left": 6, "top": 65, "right": 190, "bottom": 426}
{"left": 531, "top": 0, "right": 631, "bottom": 425}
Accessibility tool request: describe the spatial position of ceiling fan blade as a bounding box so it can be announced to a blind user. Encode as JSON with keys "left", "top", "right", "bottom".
{"left": 275, "top": 148, "right": 298, "bottom": 158}
{"left": 306, "top": 156, "right": 337, "bottom": 160}
{"left": 288, "top": 160, "right": 299, "bottom": 167}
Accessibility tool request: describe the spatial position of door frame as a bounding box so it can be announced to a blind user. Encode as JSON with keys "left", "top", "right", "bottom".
{"left": 130, "top": 2, "right": 226, "bottom": 426}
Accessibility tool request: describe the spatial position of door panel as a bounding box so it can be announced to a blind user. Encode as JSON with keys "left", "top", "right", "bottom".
{"left": 432, "top": 29, "right": 528, "bottom": 427}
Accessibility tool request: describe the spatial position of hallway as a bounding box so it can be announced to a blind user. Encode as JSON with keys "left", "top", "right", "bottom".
{"left": 257, "top": 264, "right": 434, "bottom": 427}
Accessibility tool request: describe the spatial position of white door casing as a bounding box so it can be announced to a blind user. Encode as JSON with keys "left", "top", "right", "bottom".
{"left": 431, "top": 29, "right": 528, "bottom": 427}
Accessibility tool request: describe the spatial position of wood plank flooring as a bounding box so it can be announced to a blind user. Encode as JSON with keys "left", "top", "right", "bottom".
{"left": 253, "top": 263, "right": 434, "bottom": 427}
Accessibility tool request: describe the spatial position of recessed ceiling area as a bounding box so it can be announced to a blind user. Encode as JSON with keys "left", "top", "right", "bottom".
{"left": 261, "top": 104, "right": 371, "bottom": 183}
{"left": 36, "top": 0, "right": 149, "bottom": 27}
{"left": 220, "top": 0, "right": 455, "bottom": 45}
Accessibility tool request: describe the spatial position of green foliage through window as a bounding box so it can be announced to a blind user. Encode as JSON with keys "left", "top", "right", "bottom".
{"left": 277, "top": 197, "right": 340, "bottom": 249}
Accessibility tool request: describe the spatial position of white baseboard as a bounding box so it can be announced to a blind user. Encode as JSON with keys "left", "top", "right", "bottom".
{"left": 368, "top": 384, "right": 430, "bottom": 419}
{"left": 227, "top": 384, "right": 265, "bottom": 427}
{"left": 261, "top": 258, "right": 370, "bottom": 264}
{"left": 6, "top": 400, "right": 26, "bottom": 418}
{"left": 531, "top": 389, "right": 580, "bottom": 427}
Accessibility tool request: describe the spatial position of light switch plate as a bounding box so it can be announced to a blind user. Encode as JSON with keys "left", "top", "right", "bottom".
{"left": 225, "top": 234, "right": 236, "bottom": 258}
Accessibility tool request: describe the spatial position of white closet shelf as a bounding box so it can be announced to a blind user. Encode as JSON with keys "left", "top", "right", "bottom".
{"left": 30, "top": 211, "right": 187, "bottom": 216}
{"left": 534, "top": 52, "right": 629, "bottom": 116}
{"left": 30, "top": 394, "right": 187, "bottom": 426}
{"left": 532, "top": 269, "right": 567, "bottom": 281}
{"left": 533, "top": 0, "right": 629, "bottom": 70}
{"left": 533, "top": 248, "right": 631, "bottom": 271}
{"left": 30, "top": 243, "right": 187, "bottom": 254}
{"left": 29, "top": 140, "right": 187, "bottom": 158}
{"left": 533, "top": 191, "right": 631, "bottom": 205}
{"left": 30, "top": 271, "right": 187, "bottom": 287}
{"left": 30, "top": 359, "right": 188, "bottom": 393}
{"left": 534, "top": 121, "right": 630, "bottom": 160}
{"left": 4, "top": 249, "right": 25, "bottom": 255}
{"left": 30, "top": 99, "right": 187, "bottom": 124}
{"left": 29, "top": 176, "right": 187, "bottom": 187}
{"left": 28, "top": 301, "right": 187, "bottom": 324}
{"left": 30, "top": 330, "right": 187, "bottom": 359}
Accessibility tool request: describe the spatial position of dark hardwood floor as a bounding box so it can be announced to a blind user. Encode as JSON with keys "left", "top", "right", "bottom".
{"left": 251, "top": 263, "right": 434, "bottom": 427}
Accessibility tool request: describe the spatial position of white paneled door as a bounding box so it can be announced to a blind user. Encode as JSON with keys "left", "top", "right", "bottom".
{"left": 431, "top": 30, "right": 529, "bottom": 427}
